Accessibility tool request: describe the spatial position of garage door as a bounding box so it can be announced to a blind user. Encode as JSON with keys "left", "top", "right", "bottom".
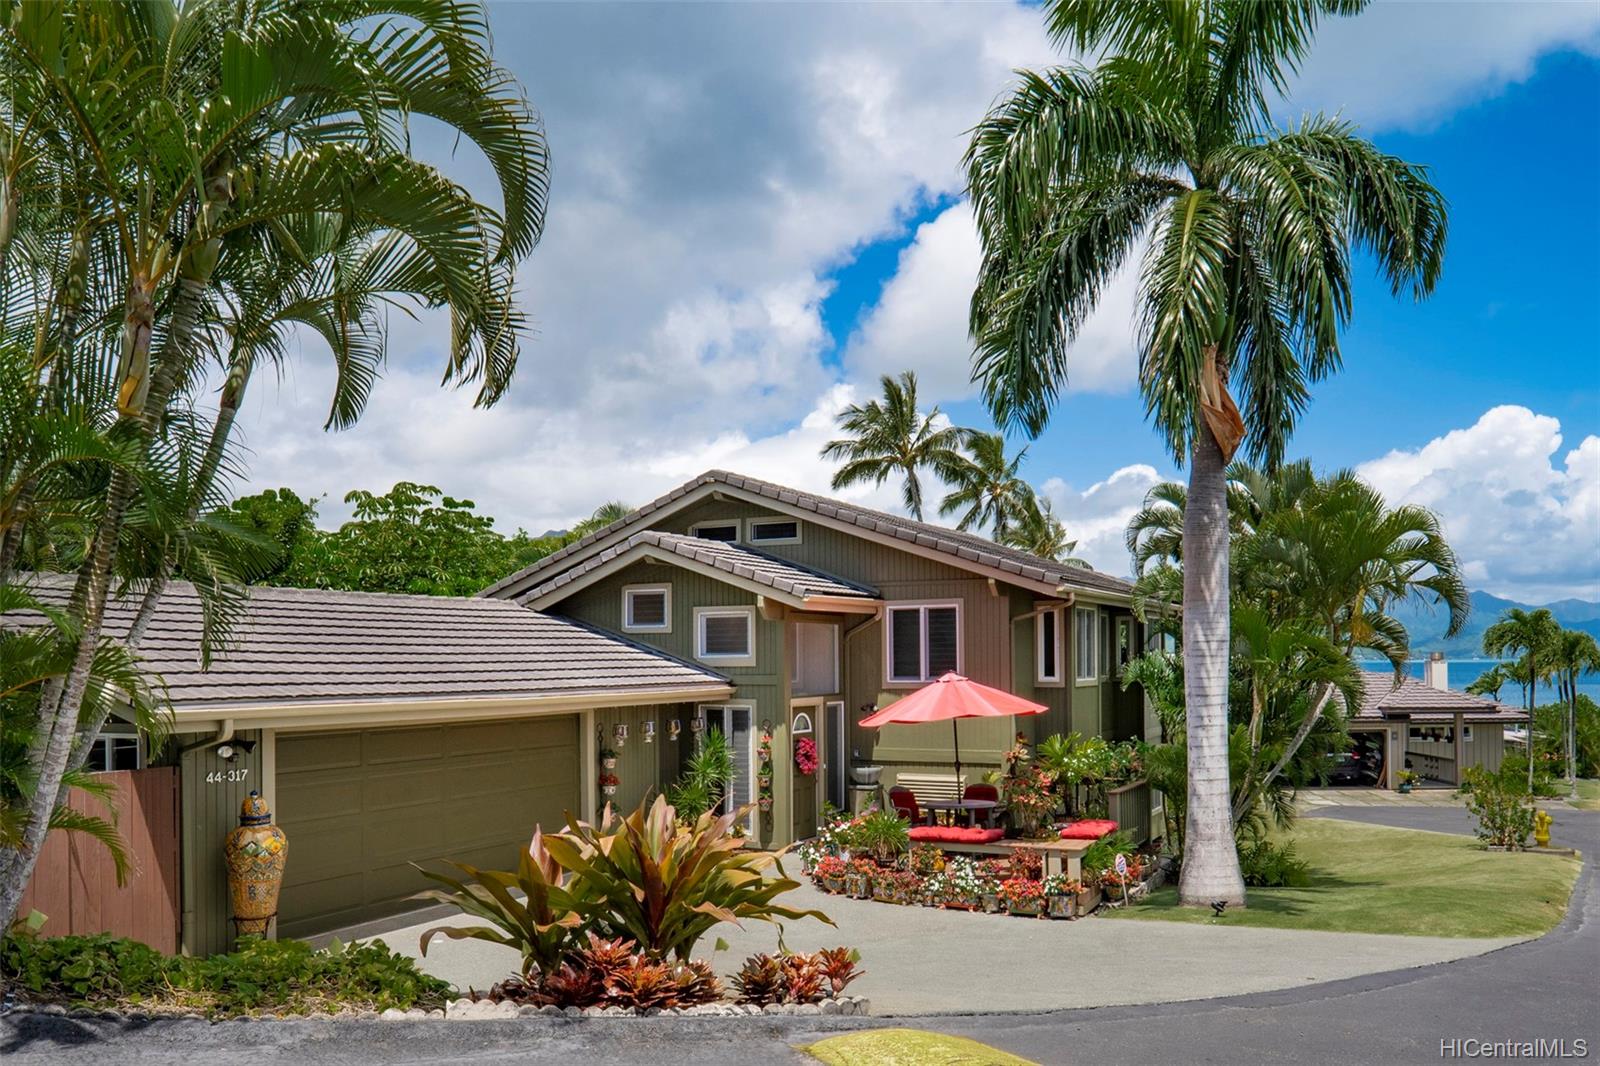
{"left": 275, "top": 715, "right": 580, "bottom": 938}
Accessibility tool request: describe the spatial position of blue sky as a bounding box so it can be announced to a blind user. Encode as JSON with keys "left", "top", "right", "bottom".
{"left": 231, "top": 2, "right": 1600, "bottom": 602}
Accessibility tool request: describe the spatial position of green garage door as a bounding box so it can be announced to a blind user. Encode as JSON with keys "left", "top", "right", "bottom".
{"left": 275, "top": 715, "right": 580, "bottom": 938}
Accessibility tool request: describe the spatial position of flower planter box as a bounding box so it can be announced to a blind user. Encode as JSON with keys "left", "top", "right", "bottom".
{"left": 821, "top": 876, "right": 844, "bottom": 894}
{"left": 1075, "top": 887, "right": 1102, "bottom": 914}
{"left": 845, "top": 875, "right": 870, "bottom": 898}
{"left": 1008, "top": 899, "right": 1044, "bottom": 918}
{"left": 980, "top": 892, "right": 1003, "bottom": 914}
{"left": 942, "top": 898, "right": 979, "bottom": 912}
{"left": 1046, "top": 894, "right": 1076, "bottom": 920}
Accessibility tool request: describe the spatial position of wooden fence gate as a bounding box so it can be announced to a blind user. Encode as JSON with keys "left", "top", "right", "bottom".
{"left": 17, "top": 767, "right": 181, "bottom": 953}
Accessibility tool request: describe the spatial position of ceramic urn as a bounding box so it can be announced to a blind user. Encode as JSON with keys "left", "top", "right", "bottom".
{"left": 223, "top": 790, "right": 288, "bottom": 937}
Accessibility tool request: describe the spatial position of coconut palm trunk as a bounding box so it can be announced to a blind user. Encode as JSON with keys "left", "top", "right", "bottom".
{"left": 1179, "top": 427, "right": 1246, "bottom": 904}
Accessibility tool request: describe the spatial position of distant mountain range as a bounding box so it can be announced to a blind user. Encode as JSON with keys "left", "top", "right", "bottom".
{"left": 1380, "top": 590, "right": 1600, "bottom": 660}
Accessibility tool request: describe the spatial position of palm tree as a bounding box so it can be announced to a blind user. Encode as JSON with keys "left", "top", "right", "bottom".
{"left": 939, "top": 432, "right": 1035, "bottom": 540}
{"left": 1483, "top": 608, "right": 1558, "bottom": 792}
{"left": 1547, "top": 629, "right": 1600, "bottom": 794}
{"left": 569, "top": 501, "right": 634, "bottom": 541}
{"left": 820, "top": 371, "right": 969, "bottom": 521}
{"left": 0, "top": 0, "right": 549, "bottom": 925}
{"left": 1465, "top": 664, "right": 1512, "bottom": 701}
{"left": 1002, "top": 495, "right": 1089, "bottom": 566}
{"left": 967, "top": 1, "right": 1448, "bottom": 904}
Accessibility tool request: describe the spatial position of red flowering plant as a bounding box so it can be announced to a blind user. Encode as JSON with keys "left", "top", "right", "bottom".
{"left": 974, "top": 857, "right": 1012, "bottom": 890}
{"left": 1007, "top": 848, "right": 1043, "bottom": 881}
{"left": 1003, "top": 765, "right": 1059, "bottom": 838}
{"left": 811, "top": 855, "right": 849, "bottom": 890}
{"left": 996, "top": 877, "right": 1046, "bottom": 908}
{"left": 794, "top": 736, "right": 819, "bottom": 776}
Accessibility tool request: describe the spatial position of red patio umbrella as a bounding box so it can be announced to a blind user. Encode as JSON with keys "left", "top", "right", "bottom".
{"left": 859, "top": 672, "right": 1047, "bottom": 787}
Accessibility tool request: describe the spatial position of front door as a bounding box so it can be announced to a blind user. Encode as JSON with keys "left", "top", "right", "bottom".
{"left": 791, "top": 700, "right": 821, "bottom": 840}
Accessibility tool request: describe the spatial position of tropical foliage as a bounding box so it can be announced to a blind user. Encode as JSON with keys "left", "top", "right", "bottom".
{"left": 821, "top": 371, "right": 969, "bottom": 521}
{"left": 1481, "top": 610, "right": 1598, "bottom": 792}
{"left": 0, "top": 0, "right": 549, "bottom": 925}
{"left": 964, "top": 0, "right": 1448, "bottom": 905}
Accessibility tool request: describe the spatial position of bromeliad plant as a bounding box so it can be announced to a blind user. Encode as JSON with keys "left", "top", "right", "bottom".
{"left": 544, "top": 795, "right": 832, "bottom": 960}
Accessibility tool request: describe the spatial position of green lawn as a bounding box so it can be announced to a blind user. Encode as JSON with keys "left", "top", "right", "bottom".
{"left": 804, "top": 1031, "right": 1035, "bottom": 1066}
{"left": 1570, "top": 779, "right": 1600, "bottom": 811}
{"left": 1105, "top": 817, "right": 1580, "bottom": 939}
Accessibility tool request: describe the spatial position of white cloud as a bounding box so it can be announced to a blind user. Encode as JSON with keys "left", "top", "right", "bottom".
{"left": 844, "top": 204, "right": 1141, "bottom": 403}
{"left": 1287, "top": 0, "right": 1600, "bottom": 130}
{"left": 1039, "top": 465, "right": 1167, "bottom": 577}
{"left": 1357, "top": 406, "right": 1600, "bottom": 602}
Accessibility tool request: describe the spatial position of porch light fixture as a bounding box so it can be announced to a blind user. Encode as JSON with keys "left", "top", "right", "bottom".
{"left": 613, "top": 723, "right": 628, "bottom": 748}
{"left": 690, "top": 713, "right": 704, "bottom": 734}
{"left": 669, "top": 718, "right": 682, "bottom": 742}
{"left": 643, "top": 720, "right": 656, "bottom": 743}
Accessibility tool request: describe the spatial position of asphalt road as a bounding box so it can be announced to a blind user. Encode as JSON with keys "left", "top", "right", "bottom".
{"left": 3, "top": 805, "right": 1593, "bottom": 1066}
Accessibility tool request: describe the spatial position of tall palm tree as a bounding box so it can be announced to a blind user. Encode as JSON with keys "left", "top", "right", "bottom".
{"left": 966, "top": 0, "right": 1447, "bottom": 905}
{"left": 1465, "top": 664, "right": 1512, "bottom": 701}
{"left": 0, "top": 0, "right": 549, "bottom": 925}
{"left": 939, "top": 432, "right": 1034, "bottom": 540}
{"left": 1002, "top": 495, "right": 1089, "bottom": 566}
{"left": 820, "top": 371, "right": 968, "bottom": 521}
{"left": 1482, "top": 608, "right": 1558, "bottom": 792}
{"left": 1546, "top": 628, "right": 1600, "bottom": 794}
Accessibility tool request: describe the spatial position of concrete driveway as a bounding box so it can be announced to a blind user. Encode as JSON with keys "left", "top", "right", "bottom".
{"left": 376, "top": 857, "right": 1521, "bottom": 1015}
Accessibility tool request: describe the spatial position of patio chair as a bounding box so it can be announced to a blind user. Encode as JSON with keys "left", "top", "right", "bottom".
{"left": 888, "top": 786, "right": 921, "bottom": 824}
{"left": 963, "top": 783, "right": 1000, "bottom": 827}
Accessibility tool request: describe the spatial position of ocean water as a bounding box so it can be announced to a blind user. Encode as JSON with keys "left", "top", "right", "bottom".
{"left": 1357, "top": 659, "right": 1600, "bottom": 708}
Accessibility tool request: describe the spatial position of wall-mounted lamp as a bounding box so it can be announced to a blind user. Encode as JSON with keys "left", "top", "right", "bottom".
{"left": 613, "top": 723, "right": 628, "bottom": 748}
{"left": 215, "top": 739, "right": 257, "bottom": 762}
{"left": 669, "top": 718, "right": 682, "bottom": 742}
{"left": 643, "top": 720, "right": 656, "bottom": 744}
{"left": 690, "top": 713, "right": 704, "bottom": 734}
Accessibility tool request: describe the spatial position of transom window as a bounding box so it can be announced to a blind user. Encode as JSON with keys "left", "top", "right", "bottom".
{"left": 1075, "top": 606, "right": 1098, "bottom": 683}
{"left": 1036, "top": 607, "right": 1063, "bottom": 685}
{"left": 622, "top": 584, "right": 671, "bottom": 632}
{"left": 695, "top": 606, "right": 756, "bottom": 665}
{"left": 87, "top": 734, "right": 141, "bottom": 773}
{"left": 689, "top": 521, "right": 740, "bottom": 542}
{"left": 746, "top": 518, "right": 801, "bottom": 544}
{"left": 885, "top": 603, "right": 961, "bottom": 683}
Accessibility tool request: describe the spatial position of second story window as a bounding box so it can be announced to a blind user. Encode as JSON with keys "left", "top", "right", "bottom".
{"left": 1075, "top": 606, "right": 1098, "bottom": 683}
{"left": 689, "top": 521, "right": 740, "bottom": 542}
{"left": 1036, "top": 607, "right": 1063, "bottom": 685}
{"left": 885, "top": 602, "right": 960, "bottom": 683}
{"left": 622, "top": 584, "right": 671, "bottom": 632}
{"left": 746, "top": 518, "right": 801, "bottom": 545}
{"left": 696, "top": 606, "right": 756, "bottom": 666}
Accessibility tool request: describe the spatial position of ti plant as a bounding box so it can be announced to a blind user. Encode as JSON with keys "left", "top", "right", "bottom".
{"left": 412, "top": 827, "right": 583, "bottom": 977}
{"left": 544, "top": 795, "right": 833, "bottom": 960}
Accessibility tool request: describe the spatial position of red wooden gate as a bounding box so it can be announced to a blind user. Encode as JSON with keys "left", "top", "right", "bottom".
{"left": 17, "top": 767, "right": 181, "bottom": 953}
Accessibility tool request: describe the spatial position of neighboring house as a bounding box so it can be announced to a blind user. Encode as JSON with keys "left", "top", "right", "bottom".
{"left": 14, "top": 469, "right": 1150, "bottom": 952}
{"left": 1347, "top": 654, "right": 1530, "bottom": 789}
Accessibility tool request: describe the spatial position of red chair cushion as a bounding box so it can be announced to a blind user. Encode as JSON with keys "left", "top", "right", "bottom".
{"left": 962, "top": 784, "right": 999, "bottom": 803}
{"left": 1059, "top": 819, "right": 1119, "bottom": 840}
{"left": 908, "top": 826, "right": 1004, "bottom": 844}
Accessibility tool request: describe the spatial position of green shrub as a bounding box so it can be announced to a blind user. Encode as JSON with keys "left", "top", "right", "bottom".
{"left": 854, "top": 806, "right": 910, "bottom": 864}
{"left": 0, "top": 932, "right": 451, "bottom": 1016}
{"left": 1459, "top": 766, "right": 1537, "bottom": 848}
{"left": 1236, "top": 837, "right": 1311, "bottom": 887}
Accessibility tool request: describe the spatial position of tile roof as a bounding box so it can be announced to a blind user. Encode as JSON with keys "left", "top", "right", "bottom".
{"left": 483, "top": 469, "right": 1135, "bottom": 600}
{"left": 9, "top": 575, "right": 731, "bottom": 711}
{"left": 519, "top": 531, "right": 878, "bottom": 605}
{"left": 1350, "top": 672, "right": 1529, "bottom": 722}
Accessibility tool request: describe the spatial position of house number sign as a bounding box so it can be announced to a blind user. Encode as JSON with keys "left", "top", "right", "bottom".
{"left": 207, "top": 768, "right": 250, "bottom": 785}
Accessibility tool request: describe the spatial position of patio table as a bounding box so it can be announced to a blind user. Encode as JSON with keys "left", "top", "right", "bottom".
{"left": 922, "top": 798, "right": 999, "bottom": 828}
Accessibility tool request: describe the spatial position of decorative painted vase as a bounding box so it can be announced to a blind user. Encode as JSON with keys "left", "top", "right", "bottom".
{"left": 223, "top": 791, "right": 287, "bottom": 937}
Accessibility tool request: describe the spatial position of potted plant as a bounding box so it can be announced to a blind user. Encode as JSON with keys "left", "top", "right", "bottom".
{"left": 998, "top": 877, "right": 1046, "bottom": 917}
{"left": 812, "top": 855, "right": 848, "bottom": 894}
{"left": 1044, "top": 874, "right": 1082, "bottom": 919}
{"left": 1003, "top": 765, "right": 1060, "bottom": 839}
{"left": 940, "top": 858, "right": 982, "bottom": 910}
{"left": 846, "top": 858, "right": 877, "bottom": 898}
{"left": 976, "top": 857, "right": 1010, "bottom": 913}
{"left": 857, "top": 807, "right": 911, "bottom": 867}
{"left": 1398, "top": 769, "right": 1417, "bottom": 794}
{"left": 599, "top": 771, "right": 619, "bottom": 797}
{"left": 599, "top": 746, "right": 619, "bottom": 771}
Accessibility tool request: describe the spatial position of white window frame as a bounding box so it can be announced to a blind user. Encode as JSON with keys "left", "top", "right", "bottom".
{"left": 1074, "top": 606, "right": 1098, "bottom": 685}
{"left": 621, "top": 583, "right": 672, "bottom": 633}
{"left": 883, "top": 600, "right": 963, "bottom": 685}
{"left": 1099, "top": 612, "right": 1112, "bottom": 680}
{"left": 1035, "top": 607, "right": 1064, "bottom": 686}
{"left": 745, "top": 516, "right": 802, "bottom": 545}
{"left": 695, "top": 606, "right": 757, "bottom": 666}
{"left": 688, "top": 519, "right": 742, "bottom": 543}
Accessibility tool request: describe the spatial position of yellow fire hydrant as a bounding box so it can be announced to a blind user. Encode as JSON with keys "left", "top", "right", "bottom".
{"left": 1534, "top": 809, "right": 1552, "bottom": 848}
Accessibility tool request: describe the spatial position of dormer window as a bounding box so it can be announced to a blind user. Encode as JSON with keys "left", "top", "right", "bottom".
{"left": 746, "top": 518, "right": 801, "bottom": 545}
{"left": 689, "top": 521, "right": 740, "bottom": 542}
{"left": 622, "top": 584, "right": 671, "bottom": 632}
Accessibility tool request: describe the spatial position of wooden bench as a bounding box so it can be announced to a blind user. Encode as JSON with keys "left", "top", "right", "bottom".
{"left": 931, "top": 837, "right": 1095, "bottom": 882}
{"left": 891, "top": 772, "right": 966, "bottom": 803}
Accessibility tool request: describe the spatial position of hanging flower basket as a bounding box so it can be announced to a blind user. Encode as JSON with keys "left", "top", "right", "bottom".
{"left": 758, "top": 796, "right": 774, "bottom": 812}
{"left": 601, "top": 757, "right": 618, "bottom": 770}
{"left": 757, "top": 774, "right": 773, "bottom": 789}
